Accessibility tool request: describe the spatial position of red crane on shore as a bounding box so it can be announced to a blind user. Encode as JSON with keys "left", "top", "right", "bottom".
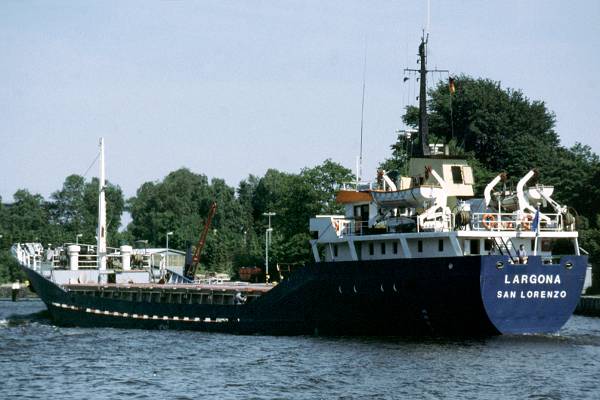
{"left": 184, "top": 201, "right": 217, "bottom": 280}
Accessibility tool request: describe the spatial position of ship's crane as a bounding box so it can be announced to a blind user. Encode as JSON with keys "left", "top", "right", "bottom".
{"left": 184, "top": 201, "right": 217, "bottom": 280}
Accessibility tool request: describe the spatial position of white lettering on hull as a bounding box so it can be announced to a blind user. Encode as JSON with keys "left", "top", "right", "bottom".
{"left": 519, "top": 290, "right": 567, "bottom": 299}
{"left": 497, "top": 290, "right": 517, "bottom": 299}
{"left": 503, "top": 274, "right": 561, "bottom": 285}
{"left": 497, "top": 290, "right": 567, "bottom": 299}
{"left": 497, "top": 272, "right": 568, "bottom": 300}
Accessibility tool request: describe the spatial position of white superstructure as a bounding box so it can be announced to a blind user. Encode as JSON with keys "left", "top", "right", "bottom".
{"left": 310, "top": 155, "right": 585, "bottom": 276}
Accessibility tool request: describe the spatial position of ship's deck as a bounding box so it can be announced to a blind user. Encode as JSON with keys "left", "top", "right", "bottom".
{"left": 62, "top": 282, "right": 273, "bottom": 294}
{"left": 61, "top": 282, "right": 273, "bottom": 306}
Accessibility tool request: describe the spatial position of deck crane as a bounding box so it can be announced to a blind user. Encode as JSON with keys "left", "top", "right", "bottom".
{"left": 184, "top": 201, "right": 217, "bottom": 280}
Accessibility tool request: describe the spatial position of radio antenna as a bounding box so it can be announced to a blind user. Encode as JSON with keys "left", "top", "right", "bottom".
{"left": 358, "top": 40, "right": 367, "bottom": 182}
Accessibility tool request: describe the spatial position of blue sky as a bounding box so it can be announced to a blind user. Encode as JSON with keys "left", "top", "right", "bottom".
{"left": 1, "top": 1, "right": 599, "bottom": 201}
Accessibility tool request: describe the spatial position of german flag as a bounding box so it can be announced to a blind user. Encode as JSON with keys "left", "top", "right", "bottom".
{"left": 448, "top": 77, "right": 456, "bottom": 94}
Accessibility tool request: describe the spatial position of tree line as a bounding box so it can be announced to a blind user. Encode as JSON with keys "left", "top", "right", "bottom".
{"left": 1, "top": 76, "right": 599, "bottom": 290}
{"left": 0, "top": 160, "right": 353, "bottom": 282}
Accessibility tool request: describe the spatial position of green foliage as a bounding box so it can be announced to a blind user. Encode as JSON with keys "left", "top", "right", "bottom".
{"left": 127, "top": 168, "right": 211, "bottom": 250}
{"left": 0, "top": 178, "right": 125, "bottom": 283}
{"left": 379, "top": 132, "right": 412, "bottom": 174}
{"left": 580, "top": 229, "right": 600, "bottom": 293}
{"left": 125, "top": 161, "right": 348, "bottom": 274}
{"left": 300, "top": 159, "right": 354, "bottom": 215}
{"left": 398, "top": 76, "right": 560, "bottom": 181}
{"left": 49, "top": 175, "right": 124, "bottom": 245}
{"left": 2, "top": 190, "right": 54, "bottom": 244}
{"left": 0, "top": 159, "right": 349, "bottom": 281}
{"left": 0, "top": 250, "right": 25, "bottom": 283}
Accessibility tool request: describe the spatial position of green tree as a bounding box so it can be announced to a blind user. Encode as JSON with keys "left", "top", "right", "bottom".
{"left": 250, "top": 169, "right": 321, "bottom": 265}
{"left": 301, "top": 159, "right": 354, "bottom": 214}
{"left": 128, "top": 168, "right": 211, "bottom": 250}
{"left": 3, "top": 190, "right": 54, "bottom": 243}
{"left": 0, "top": 190, "right": 52, "bottom": 283}
{"left": 398, "top": 76, "right": 559, "bottom": 180}
{"left": 127, "top": 168, "right": 248, "bottom": 272}
{"left": 50, "top": 175, "right": 125, "bottom": 245}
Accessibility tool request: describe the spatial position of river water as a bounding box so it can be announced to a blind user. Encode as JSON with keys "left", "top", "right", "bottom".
{"left": 1, "top": 300, "right": 599, "bottom": 400}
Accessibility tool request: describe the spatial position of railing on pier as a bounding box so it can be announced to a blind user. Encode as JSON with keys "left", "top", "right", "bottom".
{"left": 11, "top": 242, "right": 154, "bottom": 272}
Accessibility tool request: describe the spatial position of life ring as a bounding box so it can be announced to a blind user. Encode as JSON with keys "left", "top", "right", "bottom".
{"left": 482, "top": 214, "right": 497, "bottom": 230}
{"left": 522, "top": 214, "right": 533, "bottom": 231}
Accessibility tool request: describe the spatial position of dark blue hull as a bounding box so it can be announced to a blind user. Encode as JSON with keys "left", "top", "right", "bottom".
{"left": 22, "top": 255, "right": 587, "bottom": 336}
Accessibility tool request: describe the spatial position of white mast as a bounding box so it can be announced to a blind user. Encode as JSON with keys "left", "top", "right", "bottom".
{"left": 97, "top": 137, "right": 107, "bottom": 271}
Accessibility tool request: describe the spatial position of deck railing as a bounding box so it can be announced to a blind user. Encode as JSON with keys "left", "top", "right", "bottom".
{"left": 331, "top": 211, "right": 565, "bottom": 238}
{"left": 471, "top": 212, "right": 563, "bottom": 232}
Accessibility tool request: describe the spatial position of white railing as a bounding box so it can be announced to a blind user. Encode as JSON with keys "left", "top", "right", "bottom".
{"left": 12, "top": 242, "right": 138, "bottom": 271}
{"left": 11, "top": 243, "right": 47, "bottom": 273}
{"left": 340, "top": 220, "right": 370, "bottom": 236}
{"left": 334, "top": 212, "right": 565, "bottom": 237}
{"left": 339, "top": 181, "right": 375, "bottom": 191}
{"left": 471, "top": 212, "right": 563, "bottom": 232}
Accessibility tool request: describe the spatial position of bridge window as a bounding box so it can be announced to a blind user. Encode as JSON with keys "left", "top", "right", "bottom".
{"left": 369, "top": 243, "right": 374, "bottom": 255}
{"left": 451, "top": 166, "right": 463, "bottom": 184}
{"left": 541, "top": 239, "right": 552, "bottom": 252}
{"left": 417, "top": 240, "right": 423, "bottom": 253}
{"left": 438, "top": 240, "right": 444, "bottom": 252}
{"left": 333, "top": 244, "right": 338, "bottom": 257}
{"left": 393, "top": 242, "right": 398, "bottom": 254}
{"left": 471, "top": 239, "right": 480, "bottom": 255}
{"left": 484, "top": 239, "right": 493, "bottom": 252}
{"left": 381, "top": 243, "right": 386, "bottom": 255}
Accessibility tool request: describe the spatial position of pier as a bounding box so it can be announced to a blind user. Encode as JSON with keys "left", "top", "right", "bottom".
{"left": 575, "top": 295, "right": 600, "bottom": 317}
{"left": 0, "top": 284, "right": 36, "bottom": 300}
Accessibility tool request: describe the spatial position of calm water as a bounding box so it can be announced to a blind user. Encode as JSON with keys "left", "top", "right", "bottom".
{"left": 1, "top": 300, "right": 600, "bottom": 400}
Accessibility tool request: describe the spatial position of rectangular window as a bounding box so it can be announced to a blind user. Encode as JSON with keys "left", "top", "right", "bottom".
{"left": 484, "top": 239, "right": 493, "bottom": 252}
{"left": 451, "top": 166, "right": 464, "bottom": 184}
{"left": 369, "top": 243, "right": 374, "bottom": 255}
{"left": 531, "top": 239, "right": 535, "bottom": 252}
{"left": 417, "top": 240, "right": 423, "bottom": 253}
{"left": 361, "top": 205, "right": 370, "bottom": 220}
{"left": 541, "top": 239, "right": 552, "bottom": 252}
{"left": 381, "top": 242, "right": 386, "bottom": 255}
{"left": 471, "top": 239, "right": 480, "bottom": 255}
{"left": 393, "top": 242, "right": 398, "bottom": 254}
{"left": 333, "top": 244, "right": 338, "bottom": 257}
{"left": 438, "top": 239, "right": 444, "bottom": 252}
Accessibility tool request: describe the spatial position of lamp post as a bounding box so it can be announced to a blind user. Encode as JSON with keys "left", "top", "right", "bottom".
{"left": 262, "top": 212, "right": 276, "bottom": 283}
{"left": 76, "top": 233, "right": 83, "bottom": 244}
{"left": 165, "top": 231, "right": 173, "bottom": 274}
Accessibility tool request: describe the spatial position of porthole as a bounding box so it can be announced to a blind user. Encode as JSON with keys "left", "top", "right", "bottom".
{"left": 565, "top": 261, "right": 573, "bottom": 270}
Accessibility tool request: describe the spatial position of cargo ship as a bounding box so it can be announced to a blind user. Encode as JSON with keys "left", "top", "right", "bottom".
{"left": 11, "top": 36, "right": 589, "bottom": 336}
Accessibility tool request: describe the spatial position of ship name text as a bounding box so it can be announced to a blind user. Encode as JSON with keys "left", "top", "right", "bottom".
{"left": 496, "top": 290, "right": 567, "bottom": 299}
{"left": 497, "top": 274, "right": 567, "bottom": 300}
{"left": 503, "top": 274, "right": 561, "bottom": 285}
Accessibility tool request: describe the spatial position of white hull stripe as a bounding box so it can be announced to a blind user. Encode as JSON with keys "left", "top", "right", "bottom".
{"left": 50, "top": 302, "right": 230, "bottom": 323}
